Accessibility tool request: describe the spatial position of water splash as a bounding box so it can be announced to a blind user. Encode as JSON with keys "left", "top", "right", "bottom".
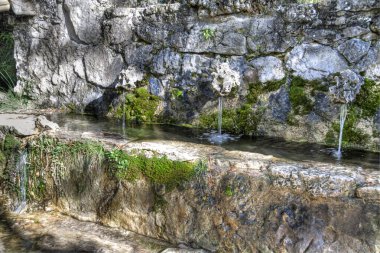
{"left": 121, "top": 90, "right": 126, "bottom": 135}
{"left": 334, "top": 104, "right": 348, "bottom": 160}
{"left": 218, "top": 96, "right": 222, "bottom": 135}
{"left": 15, "top": 150, "right": 28, "bottom": 213}
{"left": 202, "top": 97, "right": 240, "bottom": 144}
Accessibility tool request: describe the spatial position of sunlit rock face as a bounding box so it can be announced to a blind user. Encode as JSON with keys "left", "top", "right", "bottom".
{"left": 1, "top": 132, "right": 379, "bottom": 253}
{"left": 10, "top": 0, "right": 380, "bottom": 150}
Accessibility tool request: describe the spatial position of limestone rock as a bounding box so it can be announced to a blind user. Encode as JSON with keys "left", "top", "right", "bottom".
{"left": 36, "top": 115, "right": 60, "bottom": 131}
{"left": 84, "top": 46, "right": 124, "bottom": 88}
{"left": 10, "top": 0, "right": 36, "bottom": 16}
{"left": 370, "top": 16, "right": 380, "bottom": 34}
{"left": 0, "top": 114, "right": 37, "bottom": 136}
{"left": 152, "top": 48, "right": 182, "bottom": 75}
{"left": 247, "top": 16, "right": 291, "bottom": 54}
{"left": 214, "top": 32, "right": 247, "bottom": 56}
{"left": 329, "top": 69, "right": 364, "bottom": 103}
{"left": 104, "top": 17, "right": 134, "bottom": 46}
{"left": 182, "top": 54, "right": 212, "bottom": 75}
{"left": 249, "top": 56, "right": 285, "bottom": 83}
{"left": 124, "top": 43, "right": 154, "bottom": 69}
{"left": 148, "top": 77, "right": 165, "bottom": 98}
{"left": 211, "top": 61, "right": 241, "bottom": 96}
{"left": 117, "top": 66, "right": 145, "bottom": 90}
{"left": 338, "top": 38, "right": 371, "bottom": 64}
{"left": 267, "top": 86, "right": 291, "bottom": 123}
{"left": 286, "top": 43, "right": 349, "bottom": 80}
{"left": 63, "top": 0, "right": 106, "bottom": 44}
{"left": 336, "top": 0, "right": 380, "bottom": 11}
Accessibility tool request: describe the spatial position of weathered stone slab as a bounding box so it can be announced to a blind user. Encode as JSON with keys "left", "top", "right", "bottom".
{"left": 10, "top": 0, "right": 36, "bottom": 16}
{"left": 338, "top": 38, "right": 371, "bottom": 64}
{"left": 84, "top": 46, "right": 124, "bottom": 87}
{"left": 286, "top": 43, "right": 349, "bottom": 80}
{"left": 0, "top": 114, "right": 37, "bottom": 136}
{"left": 0, "top": 114, "right": 59, "bottom": 136}
{"left": 249, "top": 56, "right": 285, "bottom": 83}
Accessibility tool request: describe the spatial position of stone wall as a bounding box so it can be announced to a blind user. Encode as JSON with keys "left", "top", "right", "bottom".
{"left": 10, "top": 0, "right": 380, "bottom": 150}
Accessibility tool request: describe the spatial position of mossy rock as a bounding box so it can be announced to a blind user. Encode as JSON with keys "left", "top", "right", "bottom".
{"left": 198, "top": 103, "right": 264, "bottom": 135}
{"left": 247, "top": 78, "right": 286, "bottom": 104}
{"left": 325, "top": 106, "right": 371, "bottom": 148}
{"left": 3, "top": 134, "right": 20, "bottom": 155}
{"left": 106, "top": 149, "right": 201, "bottom": 190}
{"left": 111, "top": 87, "right": 160, "bottom": 124}
{"left": 353, "top": 78, "right": 380, "bottom": 118}
{"left": 289, "top": 77, "right": 314, "bottom": 115}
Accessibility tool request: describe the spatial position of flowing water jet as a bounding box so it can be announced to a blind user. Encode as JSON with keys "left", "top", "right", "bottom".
{"left": 218, "top": 96, "right": 222, "bottom": 136}
{"left": 202, "top": 97, "right": 240, "bottom": 144}
{"left": 14, "top": 149, "right": 28, "bottom": 213}
{"left": 121, "top": 90, "right": 126, "bottom": 135}
{"left": 335, "top": 104, "right": 348, "bottom": 160}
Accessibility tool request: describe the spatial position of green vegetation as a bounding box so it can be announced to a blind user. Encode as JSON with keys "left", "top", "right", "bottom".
{"left": 289, "top": 77, "right": 313, "bottom": 115}
{"left": 198, "top": 78, "right": 286, "bottom": 135}
{"left": 27, "top": 136, "right": 105, "bottom": 201}
{"left": 224, "top": 185, "right": 234, "bottom": 197}
{"left": 325, "top": 78, "right": 379, "bottom": 149}
{"left": 111, "top": 87, "right": 160, "bottom": 124}
{"left": 0, "top": 32, "right": 16, "bottom": 92}
{"left": 325, "top": 106, "right": 370, "bottom": 148}
{"left": 352, "top": 78, "right": 380, "bottom": 118}
{"left": 170, "top": 88, "right": 183, "bottom": 100}
{"left": 106, "top": 149, "right": 202, "bottom": 190}
{"left": 0, "top": 134, "right": 21, "bottom": 197}
{"left": 199, "top": 103, "right": 264, "bottom": 135}
{"left": 201, "top": 28, "right": 215, "bottom": 40}
{"left": 3, "top": 134, "right": 21, "bottom": 152}
{"left": 0, "top": 32, "right": 30, "bottom": 112}
{"left": 247, "top": 78, "right": 286, "bottom": 104}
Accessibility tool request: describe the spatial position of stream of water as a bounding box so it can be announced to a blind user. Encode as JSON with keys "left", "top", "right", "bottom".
{"left": 14, "top": 150, "right": 28, "bottom": 214}
{"left": 47, "top": 114, "right": 379, "bottom": 169}
{"left": 204, "top": 97, "right": 239, "bottom": 144}
{"left": 335, "top": 104, "right": 348, "bottom": 160}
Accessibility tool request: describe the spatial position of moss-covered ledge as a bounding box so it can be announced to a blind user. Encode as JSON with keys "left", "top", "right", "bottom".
{"left": 1, "top": 127, "right": 380, "bottom": 252}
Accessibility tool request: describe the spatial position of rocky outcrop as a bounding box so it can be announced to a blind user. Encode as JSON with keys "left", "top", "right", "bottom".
{"left": 0, "top": 113, "right": 59, "bottom": 136}
{"left": 1, "top": 128, "right": 379, "bottom": 252}
{"left": 7, "top": 0, "right": 380, "bottom": 150}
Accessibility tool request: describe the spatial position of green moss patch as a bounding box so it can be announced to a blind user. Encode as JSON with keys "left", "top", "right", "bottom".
{"left": 353, "top": 78, "right": 380, "bottom": 118}
{"left": 106, "top": 149, "right": 202, "bottom": 190}
{"left": 247, "top": 78, "right": 286, "bottom": 104}
{"left": 325, "top": 106, "right": 370, "bottom": 148}
{"left": 325, "top": 78, "right": 379, "bottom": 149}
{"left": 27, "top": 136, "right": 105, "bottom": 201}
{"left": 111, "top": 87, "right": 160, "bottom": 124}
{"left": 198, "top": 104, "right": 264, "bottom": 135}
{"left": 289, "top": 77, "right": 314, "bottom": 115}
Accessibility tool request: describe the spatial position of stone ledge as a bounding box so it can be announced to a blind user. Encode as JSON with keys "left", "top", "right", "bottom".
{"left": 50, "top": 129, "right": 380, "bottom": 201}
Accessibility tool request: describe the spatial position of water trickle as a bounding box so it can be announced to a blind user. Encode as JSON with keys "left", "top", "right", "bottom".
{"left": 335, "top": 104, "right": 348, "bottom": 160}
{"left": 202, "top": 97, "right": 240, "bottom": 144}
{"left": 218, "top": 96, "right": 222, "bottom": 135}
{"left": 122, "top": 91, "right": 126, "bottom": 135}
{"left": 15, "top": 150, "right": 27, "bottom": 213}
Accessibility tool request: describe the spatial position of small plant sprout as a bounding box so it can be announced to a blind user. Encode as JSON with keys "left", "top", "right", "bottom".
{"left": 201, "top": 28, "right": 215, "bottom": 40}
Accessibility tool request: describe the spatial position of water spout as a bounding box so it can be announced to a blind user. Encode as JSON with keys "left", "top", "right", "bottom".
{"left": 122, "top": 91, "right": 126, "bottom": 135}
{"left": 202, "top": 97, "right": 240, "bottom": 144}
{"left": 336, "top": 104, "right": 348, "bottom": 160}
{"left": 218, "top": 97, "right": 222, "bottom": 135}
{"left": 15, "top": 150, "right": 28, "bottom": 213}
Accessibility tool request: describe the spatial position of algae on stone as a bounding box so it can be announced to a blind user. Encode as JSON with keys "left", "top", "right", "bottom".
{"left": 111, "top": 87, "right": 160, "bottom": 124}
{"left": 106, "top": 148, "right": 197, "bottom": 190}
